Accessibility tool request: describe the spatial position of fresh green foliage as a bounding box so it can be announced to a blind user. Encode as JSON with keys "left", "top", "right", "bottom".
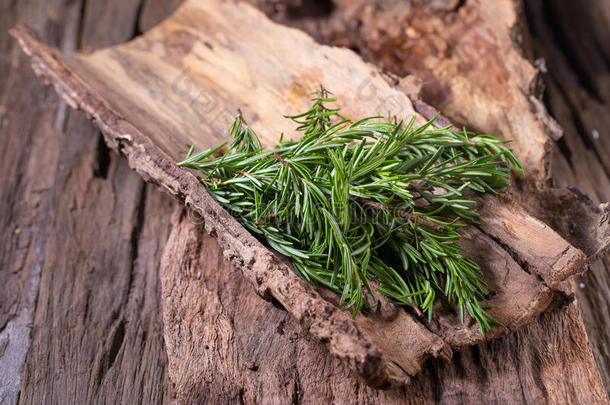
{"left": 179, "top": 89, "right": 522, "bottom": 334}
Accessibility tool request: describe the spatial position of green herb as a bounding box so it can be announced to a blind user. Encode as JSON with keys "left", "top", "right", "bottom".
{"left": 179, "top": 89, "right": 522, "bottom": 334}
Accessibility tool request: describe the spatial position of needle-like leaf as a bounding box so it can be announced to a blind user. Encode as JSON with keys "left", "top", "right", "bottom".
{"left": 179, "top": 88, "right": 522, "bottom": 334}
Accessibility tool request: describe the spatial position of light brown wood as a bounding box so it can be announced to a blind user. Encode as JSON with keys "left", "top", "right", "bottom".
{"left": 257, "top": 0, "right": 561, "bottom": 188}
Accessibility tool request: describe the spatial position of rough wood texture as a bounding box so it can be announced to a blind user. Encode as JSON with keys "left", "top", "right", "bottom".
{"left": 255, "top": 0, "right": 561, "bottom": 188}
{"left": 9, "top": 0, "right": 599, "bottom": 390}
{"left": 476, "top": 194, "right": 587, "bottom": 289}
{"left": 525, "top": 0, "right": 610, "bottom": 390}
{"left": 159, "top": 201, "right": 607, "bottom": 404}
{"left": 1, "top": 0, "right": 608, "bottom": 403}
{"left": 0, "top": 1, "right": 175, "bottom": 404}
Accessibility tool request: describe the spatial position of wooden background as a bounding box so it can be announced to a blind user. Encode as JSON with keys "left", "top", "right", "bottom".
{"left": 0, "top": 0, "right": 608, "bottom": 403}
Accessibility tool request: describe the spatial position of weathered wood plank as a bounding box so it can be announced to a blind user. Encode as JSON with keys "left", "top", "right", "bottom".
{"left": 0, "top": 1, "right": 172, "bottom": 404}
{"left": 526, "top": 0, "right": 610, "bottom": 390}
{"left": 0, "top": 1, "right": 90, "bottom": 402}
{"left": 20, "top": 147, "right": 172, "bottom": 404}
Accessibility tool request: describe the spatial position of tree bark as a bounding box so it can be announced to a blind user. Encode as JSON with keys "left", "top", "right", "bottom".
{"left": 10, "top": 0, "right": 598, "bottom": 387}
{"left": 0, "top": 0, "right": 608, "bottom": 403}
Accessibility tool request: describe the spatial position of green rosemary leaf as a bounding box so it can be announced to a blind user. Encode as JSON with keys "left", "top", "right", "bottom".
{"left": 180, "top": 88, "right": 522, "bottom": 334}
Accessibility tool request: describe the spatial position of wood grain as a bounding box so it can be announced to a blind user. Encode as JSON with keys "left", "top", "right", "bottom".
{"left": 1, "top": 0, "right": 608, "bottom": 402}
{"left": 526, "top": 0, "right": 610, "bottom": 390}
{"left": 9, "top": 0, "right": 599, "bottom": 390}
{"left": 0, "top": 1, "right": 174, "bottom": 404}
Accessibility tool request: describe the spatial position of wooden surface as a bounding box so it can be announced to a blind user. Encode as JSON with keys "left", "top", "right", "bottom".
{"left": 159, "top": 210, "right": 605, "bottom": 404}
{"left": 0, "top": 1, "right": 175, "bottom": 404}
{"left": 526, "top": 0, "right": 610, "bottom": 391}
{"left": 0, "top": 0, "right": 608, "bottom": 403}
{"left": 10, "top": 0, "right": 597, "bottom": 388}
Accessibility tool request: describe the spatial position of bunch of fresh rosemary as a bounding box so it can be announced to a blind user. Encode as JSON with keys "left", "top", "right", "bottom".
{"left": 179, "top": 90, "right": 522, "bottom": 334}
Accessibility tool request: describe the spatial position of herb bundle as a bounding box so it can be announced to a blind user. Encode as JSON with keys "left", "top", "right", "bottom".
{"left": 179, "top": 90, "right": 522, "bottom": 334}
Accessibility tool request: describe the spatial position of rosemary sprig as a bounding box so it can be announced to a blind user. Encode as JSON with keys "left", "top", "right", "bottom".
{"left": 179, "top": 89, "right": 523, "bottom": 334}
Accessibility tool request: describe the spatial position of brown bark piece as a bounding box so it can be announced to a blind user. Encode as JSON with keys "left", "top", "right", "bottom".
{"left": 160, "top": 207, "right": 607, "bottom": 404}
{"left": 522, "top": 188, "right": 610, "bottom": 264}
{"left": 8, "top": 0, "right": 595, "bottom": 388}
{"left": 429, "top": 226, "right": 554, "bottom": 348}
{"left": 256, "top": 0, "right": 558, "bottom": 187}
{"left": 476, "top": 194, "right": 587, "bottom": 289}
{"left": 1, "top": 0, "right": 609, "bottom": 402}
